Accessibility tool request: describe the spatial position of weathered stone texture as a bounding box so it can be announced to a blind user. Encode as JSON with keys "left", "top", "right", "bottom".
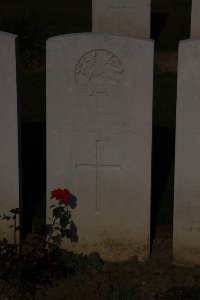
{"left": 174, "top": 39, "right": 200, "bottom": 265}
{"left": 0, "top": 32, "right": 20, "bottom": 241}
{"left": 47, "top": 33, "right": 153, "bottom": 261}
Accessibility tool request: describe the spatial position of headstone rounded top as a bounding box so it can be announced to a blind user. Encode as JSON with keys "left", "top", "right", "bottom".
{"left": 0, "top": 31, "right": 17, "bottom": 38}
{"left": 46, "top": 32, "right": 153, "bottom": 45}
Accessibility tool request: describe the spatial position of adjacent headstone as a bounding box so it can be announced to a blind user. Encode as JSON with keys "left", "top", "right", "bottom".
{"left": 92, "top": 0, "right": 151, "bottom": 38}
{"left": 191, "top": 0, "right": 200, "bottom": 38}
{"left": 47, "top": 33, "right": 154, "bottom": 261}
{"left": 0, "top": 32, "right": 20, "bottom": 241}
{"left": 174, "top": 39, "right": 200, "bottom": 265}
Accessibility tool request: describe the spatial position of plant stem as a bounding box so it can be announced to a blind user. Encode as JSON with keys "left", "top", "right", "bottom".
{"left": 14, "top": 213, "right": 17, "bottom": 254}
{"left": 46, "top": 216, "right": 57, "bottom": 245}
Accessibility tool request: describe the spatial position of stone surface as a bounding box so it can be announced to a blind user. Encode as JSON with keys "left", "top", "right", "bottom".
{"left": 174, "top": 39, "right": 200, "bottom": 265}
{"left": 92, "top": 0, "right": 150, "bottom": 38}
{"left": 0, "top": 32, "right": 20, "bottom": 241}
{"left": 191, "top": 0, "right": 200, "bottom": 38}
{"left": 47, "top": 33, "right": 154, "bottom": 261}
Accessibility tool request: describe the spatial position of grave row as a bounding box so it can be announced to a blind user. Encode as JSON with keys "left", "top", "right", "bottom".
{"left": 92, "top": 0, "right": 151, "bottom": 38}
{"left": 92, "top": 0, "right": 200, "bottom": 39}
{"left": 1, "top": 30, "right": 200, "bottom": 266}
{"left": 0, "top": 0, "right": 200, "bottom": 266}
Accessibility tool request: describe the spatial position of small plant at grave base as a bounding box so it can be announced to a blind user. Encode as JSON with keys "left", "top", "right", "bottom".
{"left": 0, "top": 188, "right": 102, "bottom": 297}
{"left": 46, "top": 188, "right": 78, "bottom": 250}
{"left": 0, "top": 188, "right": 79, "bottom": 294}
{"left": 0, "top": 208, "right": 20, "bottom": 255}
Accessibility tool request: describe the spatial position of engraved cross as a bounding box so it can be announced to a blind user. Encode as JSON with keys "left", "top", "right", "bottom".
{"left": 109, "top": 0, "right": 136, "bottom": 31}
{"left": 76, "top": 140, "right": 121, "bottom": 213}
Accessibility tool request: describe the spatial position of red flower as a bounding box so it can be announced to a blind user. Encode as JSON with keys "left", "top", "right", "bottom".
{"left": 51, "top": 188, "right": 70, "bottom": 204}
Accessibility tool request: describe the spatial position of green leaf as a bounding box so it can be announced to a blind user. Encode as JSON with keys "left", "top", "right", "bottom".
{"left": 53, "top": 206, "right": 64, "bottom": 218}
{"left": 60, "top": 215, "right": 70, "bottom": 228}
{"left": 10, "top": 208, "right": 19, "bottom": 214}
{"left": 50, "top": 205, "right": 56, "bottom": 208}
{"left": 60, "top": 228, "right": 67, "bottom": 238}
{"left": 54, "top": 226, "right": 61, "bottom": 231}
{"left": 15, "top": 226, "right": 20, "bottom": 231}
{"left": 65, "top": 229, "right": 71, "bottom": 238}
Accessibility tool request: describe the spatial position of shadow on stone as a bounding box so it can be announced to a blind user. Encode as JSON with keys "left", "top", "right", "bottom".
{"left": 151, "top": 126, "right": 175, "bottom": 245}
{"left": 151, "top": 12, "right": 169, "bottom": 41}
{"left": 20, "top": 122, "right": 46, "bottom": 240}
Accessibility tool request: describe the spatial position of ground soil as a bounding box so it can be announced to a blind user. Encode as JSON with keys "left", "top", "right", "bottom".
{"left": 1, "top": 226, "right": 200, "bottom": 300}
{"left": 39, "top": 227, "right": 200, "bottom": 300}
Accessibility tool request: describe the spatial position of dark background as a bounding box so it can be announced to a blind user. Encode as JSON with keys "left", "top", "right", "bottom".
{"left": 0, "top": 0, "right": 192, "bottom": 240}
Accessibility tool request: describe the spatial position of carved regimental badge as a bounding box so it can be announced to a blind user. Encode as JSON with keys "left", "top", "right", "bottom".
{"left": 75, "top": 49, "right": 124, "bottom": 95}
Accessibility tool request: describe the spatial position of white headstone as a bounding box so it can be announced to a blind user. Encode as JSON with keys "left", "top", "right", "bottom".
{"left": 0, "top": 32, "right": 20, "bottom": 241}
{"left": 92, "top": 0, "right": 151, "bottom": 38}
{"left": 191, "top": 0, "right": 200, "bottom": 38}
{"left": 47, "top": 33, "right": 154, "bottom": 261}
{"left": 174, "top": 39, "right": 200, "bottom": 265}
